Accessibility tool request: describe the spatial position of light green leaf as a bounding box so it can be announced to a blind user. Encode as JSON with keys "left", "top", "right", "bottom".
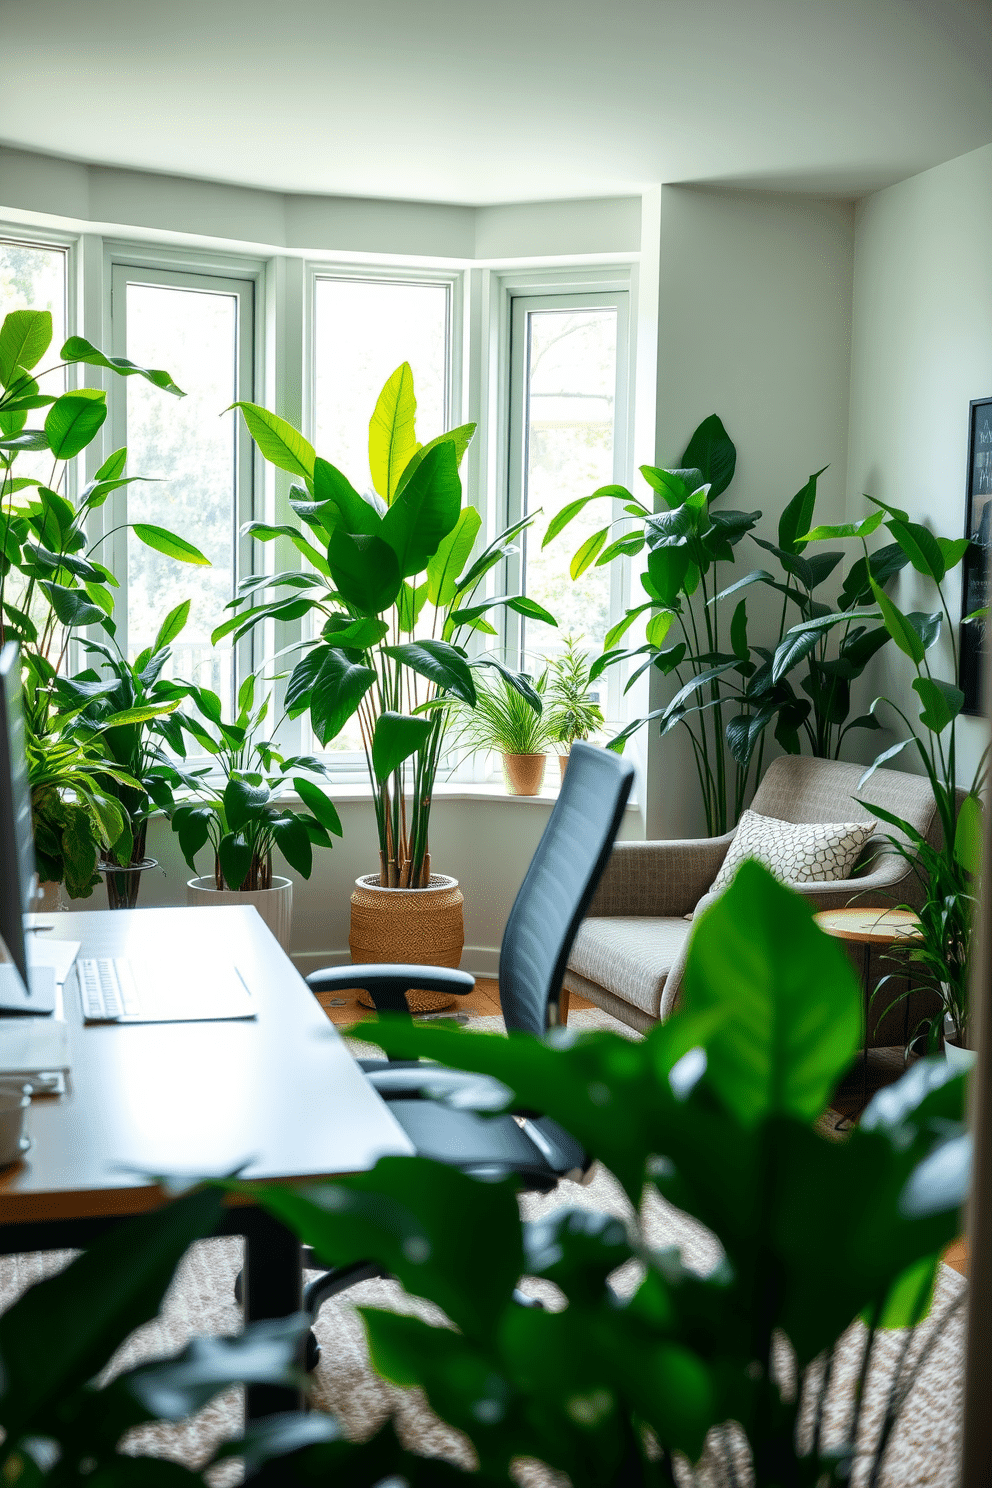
{"left": 231, "top": 401, "right": 315, "bottom": 479}
{"left": 684, "top": 861, "right": 862, "bottom": 1125}
{"left": 800, "top": 509, "right": 885, "bottom": 544}
{"left": 44, "top": 388, "right": 108, "bottom": 459}
{"left": 426, "top": 505, "right": 482, "bottom": 608}
{"left": 62, "top": 336, "right": 185, "bottom": 395}
{"left": 954, "top": 793, "right": 983, "bottom": 878}
{"left": 152, "top": 599, "right": 191, "bottom": 655}
{"left": 0, "top": 310, "right": 53, "bottom": 384}
{"left": 543, "top": 489, "right": 626, "bottom": 547}
{"left": 570, "top": 527, "right": 609, "bottom": 579}
{"left": 369, "top": 362, "right": 419, "bottom": 503}
{"left": 645, "top": 611, "right": 674, "bottom": 648}
{"left": 886, "top": 519, "right": 945, "bottom": 582}
{"left": 394, "top": 422, "right": 477, "bottom": 499}
{"left": 912, "top": 676, "right": 964, "bottom": 734}
{"left": 133, "top": 524, "right": 210, "bottom": 566}
{"left": 871, "top": 577, "right": 925, "bottom": 664}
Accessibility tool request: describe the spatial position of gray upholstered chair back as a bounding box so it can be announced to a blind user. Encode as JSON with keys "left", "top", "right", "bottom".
{"left": 749, "top": 755, "right": 941, "bottom": 859}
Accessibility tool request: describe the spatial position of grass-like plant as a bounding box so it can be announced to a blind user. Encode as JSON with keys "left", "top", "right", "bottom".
{"left": 453, "top": 666, "right": 555, "bottom": 757}
{"left": 546, "top": 633, "right": 604, "bottom": 750}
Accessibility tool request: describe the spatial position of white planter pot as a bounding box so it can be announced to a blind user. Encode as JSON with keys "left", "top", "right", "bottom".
{"left": 186, "top": 876, "right": 293, "bottom": 954}
{"left": 945, "top": 1037, "right": 978, "bottom": 1074}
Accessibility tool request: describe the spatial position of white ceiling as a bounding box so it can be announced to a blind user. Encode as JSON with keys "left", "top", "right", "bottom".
{"left": 4, "top": 0, "right": 991, "bottom": 207}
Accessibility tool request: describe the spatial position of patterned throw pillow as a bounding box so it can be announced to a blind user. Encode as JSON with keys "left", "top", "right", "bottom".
{"left": 710, "top": 809, "right": 875, "bottom": 894}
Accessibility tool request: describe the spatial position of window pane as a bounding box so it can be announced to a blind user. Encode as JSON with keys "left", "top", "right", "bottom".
{"left": 314, "top": 278, "right": 448, "bottom": 497}
{"left": 521, "top": 307, "right": 617, "bottom": 661}
{"left": 0, "top": 241, "right": 67, "bottom": 489}
{"left": 313, "top": 277, "right": 449, "bottom": 756}
{"left": 124, "top": 283, "right": 240, "bottom": 707}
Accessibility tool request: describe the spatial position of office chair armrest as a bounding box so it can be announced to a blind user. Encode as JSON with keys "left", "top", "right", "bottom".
{"left": 306, "top": 962, "right": 476, "bottom": 1013}
{"left": 367, "top": 1065, "right": 514, "bottom": 1110}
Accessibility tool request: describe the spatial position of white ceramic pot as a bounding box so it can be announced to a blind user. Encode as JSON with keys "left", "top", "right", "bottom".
{"left": 186, "top": 875, "right": 293, "bottom": 954}
{"left": 944, "top": 1035, "right": 978, "bottom": 1073}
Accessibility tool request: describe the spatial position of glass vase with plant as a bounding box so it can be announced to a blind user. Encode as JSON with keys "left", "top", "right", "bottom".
{"left": 222, "top": 363, "right": 552, "bottom": 886}
{"left": 451, "top": 666, "right": 554, "bottom": 795}
{"left": 792, "top": 495, "right": 986, "bottom": 1051}
{"left": 546, "top": 633, "right": 604, "bottom": 773}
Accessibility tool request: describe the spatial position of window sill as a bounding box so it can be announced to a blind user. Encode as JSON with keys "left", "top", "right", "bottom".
{"left": 311, "top": 779, "right": 639, "bottom": 809}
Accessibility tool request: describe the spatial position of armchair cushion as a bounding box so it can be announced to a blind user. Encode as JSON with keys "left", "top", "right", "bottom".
{"left": 568, "top": 916, "right": 693, "bottom": 1018}
{"left": 709, "top": 809, "right": 875, "bottom": 893}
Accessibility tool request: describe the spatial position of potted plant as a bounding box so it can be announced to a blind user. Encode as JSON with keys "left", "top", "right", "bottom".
{"left": 223, "top": 364, "right": 552, "bottom": 984}
{"left": 546, "top": 633, "right": 604, "bottom": 777}
{"left": 0, "top": 307, "right": 207, "bottom": 898}
{"left": 793, "top": 494, "right": 985, "bottom": 1061}
{"left": 51, "top": 603, "right": 194, "bottom": 907}
{"left": 453, "top": 664, "right": 555, "bottom": 795}
{"left": 163, "top": 673, "right": 342, "bottom": 951}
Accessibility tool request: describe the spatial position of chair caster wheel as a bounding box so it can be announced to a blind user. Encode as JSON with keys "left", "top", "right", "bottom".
{"left": 305, "top": 1330, "right": 321, "bottom": 1372}
{"left": 234, "top": 1269, "right": 242, "bottom": 1305}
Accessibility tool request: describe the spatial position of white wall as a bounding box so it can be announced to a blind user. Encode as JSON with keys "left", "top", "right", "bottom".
{"left": 0, "top": 147, "right": 640, "bottom": 263}
{"left": 645, "top": 185, "right": 856, "bottom": 836}
{"left": 847, "top": 142, "right": 992, "bottom": 785}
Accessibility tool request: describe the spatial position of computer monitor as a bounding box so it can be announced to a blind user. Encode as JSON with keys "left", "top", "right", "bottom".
{"left": 0, "top": 642, "right": 54, "bottom": 1014}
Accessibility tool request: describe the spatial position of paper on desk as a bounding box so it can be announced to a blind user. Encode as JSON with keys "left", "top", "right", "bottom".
{"left": 27, "top": 937, "right": 81, "bottom": 986}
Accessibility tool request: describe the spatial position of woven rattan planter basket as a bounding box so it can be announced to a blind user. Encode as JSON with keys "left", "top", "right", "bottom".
{"left": 349, "top": 873, "right": 465, "bottom": 1013}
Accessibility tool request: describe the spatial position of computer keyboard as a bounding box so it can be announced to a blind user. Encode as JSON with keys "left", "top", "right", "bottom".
{"left": 78, "top": 958, "right": 139, "bottom": 1021}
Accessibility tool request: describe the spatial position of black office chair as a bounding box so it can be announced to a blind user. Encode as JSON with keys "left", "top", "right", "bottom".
{"left": 297, "top": 742, "right": 635, "bottom": 1346}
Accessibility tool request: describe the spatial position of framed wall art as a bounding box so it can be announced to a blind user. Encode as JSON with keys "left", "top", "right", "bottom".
{"left": 960, "top": 397, "right": 992, "bottom": 714}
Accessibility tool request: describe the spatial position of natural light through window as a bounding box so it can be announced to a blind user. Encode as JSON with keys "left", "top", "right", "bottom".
{"left": 313, "top": 277, "right": 448, "bottom": 496}
{"left": 312, "top": 276, "right": 451, "bottom": 756}
{"left": 517, "top": 304, "right": 618, "bottom": 664}
{"left": 0, "top": 240, "right": 67, "bottom": 491}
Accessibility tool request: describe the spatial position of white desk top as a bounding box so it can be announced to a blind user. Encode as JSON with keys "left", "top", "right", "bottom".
{"left": 0, "top": 905, "right": 414, "bottom": 1224}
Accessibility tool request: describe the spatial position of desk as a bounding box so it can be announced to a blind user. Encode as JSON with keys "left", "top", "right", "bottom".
{"left": 0, "top": 905, "right": 414, "bottom": 1419}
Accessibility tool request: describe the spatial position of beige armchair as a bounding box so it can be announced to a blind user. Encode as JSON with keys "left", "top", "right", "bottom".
{"left": 563, "top": 755, "right": 942, "bottom": 1039}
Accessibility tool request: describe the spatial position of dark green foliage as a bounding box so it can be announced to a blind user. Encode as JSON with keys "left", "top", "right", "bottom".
{"left": 0, "top": 865, "right": 968, "bottom": 1484}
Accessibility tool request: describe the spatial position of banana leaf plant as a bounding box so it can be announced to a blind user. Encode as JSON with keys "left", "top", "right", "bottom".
{"left": 0, "top": 307, "right": 209, "bottom": 891}
{"left": 223, "top": 363, "right": 551, "bottom": 888}
{"left": 548, "top": 415, "right": 779, "bottom": 834}
{"left": 790, "top": 496, "right": 987, "bottom": 1047}
{"left": 162, "top": 670, "right": 343, "bottom": 892}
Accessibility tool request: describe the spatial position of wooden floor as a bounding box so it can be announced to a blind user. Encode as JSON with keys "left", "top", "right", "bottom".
{"left": 313, "top": 975, "right": 969, "bottom": 1277}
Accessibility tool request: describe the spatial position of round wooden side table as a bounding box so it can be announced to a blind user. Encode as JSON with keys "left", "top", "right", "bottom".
{"left": 814, "top": 907, "right": 923, "bottom": 1126}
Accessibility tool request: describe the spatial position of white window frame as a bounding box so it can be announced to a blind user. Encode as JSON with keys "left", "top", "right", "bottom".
{"left": 103, "top": 252, "right": 259, "bottom": 712}
{"left": 496, "top": 268, "right": 634, "bottom": 727}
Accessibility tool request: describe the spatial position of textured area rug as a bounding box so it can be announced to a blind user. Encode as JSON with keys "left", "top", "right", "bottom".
{"left": 0, "top": 1008, "right": 965, "bottom": 1484}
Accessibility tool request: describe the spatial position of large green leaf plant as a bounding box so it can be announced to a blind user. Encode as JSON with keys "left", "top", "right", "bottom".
{"left": 0, "top": 865, "right": 968, "bottom": 1484}
{"left": 224, "top": 363, "right": 552, "bottom": 888}
{"left": 0, "top": 308, "right": 209, "bottom": 893}
{"left": 549, "top": 419, "right": 912, "bottom": 835}
{"left": 790, "top": 496, "right": 986, "bottom": 1047}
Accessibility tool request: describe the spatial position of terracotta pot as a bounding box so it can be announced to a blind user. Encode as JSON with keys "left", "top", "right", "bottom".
{"left": 502, "top": 752, "right": 547, "bottom": 796}
{"left": 186, "top": 875, "right": 294, "bottom": 953}
{"left": 558, "top": 751, "right": 570, "bottom": 781}
{"left": 350, "top": 873, "right": 464, "bottom": 1013}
